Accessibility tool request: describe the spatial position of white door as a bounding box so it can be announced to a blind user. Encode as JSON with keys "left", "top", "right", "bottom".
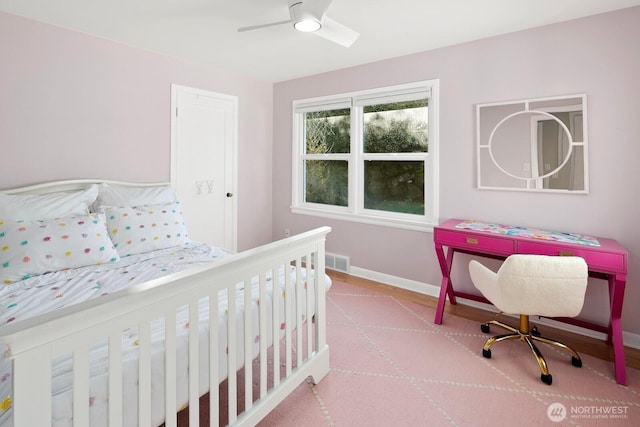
{"left": 170, "top": 84, "right": 237, "bottom": 251}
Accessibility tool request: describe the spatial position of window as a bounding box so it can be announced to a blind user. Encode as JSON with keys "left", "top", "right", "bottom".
{"left": 292, "top": 80, "right": 439, "bottom": 230}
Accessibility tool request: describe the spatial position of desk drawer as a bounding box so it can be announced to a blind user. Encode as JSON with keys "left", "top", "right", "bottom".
{"left": 435, "top": 229, "right": 514, "bottom": 255}
{"left": 518, "top": 241, "right": 625, "bottom": 273}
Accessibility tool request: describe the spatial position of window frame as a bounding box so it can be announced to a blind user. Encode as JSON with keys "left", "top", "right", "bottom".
{"left": 291, "top": 80, "right": 439, "bottom": 231}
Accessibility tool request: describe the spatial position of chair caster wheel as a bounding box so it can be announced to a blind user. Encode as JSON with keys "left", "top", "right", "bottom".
{"left": 481, "top": 324, "right": 490, "bottom": 333}
{"left": 531, "top": 326, "right": 541, "bottom": 337}
{"left": 482, "top": 348, "right": 491, "bottom": 359}
{"left": 541, "top": 374, "right": 553, "bottom": 385}
{"left": 572, "top": 356, "right": 582, "bottom": 368}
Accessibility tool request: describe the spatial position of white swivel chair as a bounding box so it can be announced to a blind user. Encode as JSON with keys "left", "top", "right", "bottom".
{"left": 469, "top": 254, "right": 588, "bottom": 385}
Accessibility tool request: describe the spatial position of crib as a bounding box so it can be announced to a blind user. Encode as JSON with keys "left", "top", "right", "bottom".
{"left": 0, "top": 180, "right": 331, "bottom": 426}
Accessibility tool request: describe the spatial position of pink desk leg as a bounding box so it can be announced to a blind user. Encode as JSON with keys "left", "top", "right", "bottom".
{"left": 609, "top": 275, "right": 627, "bottom": 385}
{"left": 434, "top": 245, "right": 456, "bottom": 324}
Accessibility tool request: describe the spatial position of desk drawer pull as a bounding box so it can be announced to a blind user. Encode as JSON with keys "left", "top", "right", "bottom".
{"left": 558, "top": 250, "right": 574, "bottom": 256}
{"left": 466, "top": 237, "right": 478, "bottom": 245}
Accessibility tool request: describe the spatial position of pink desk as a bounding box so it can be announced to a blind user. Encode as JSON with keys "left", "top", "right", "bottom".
{"left": 433, "top": 219, "right": 629, "bottom": 385}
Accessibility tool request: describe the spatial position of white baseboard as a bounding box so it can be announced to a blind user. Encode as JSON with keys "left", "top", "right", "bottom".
{"left": 348, "top": 266, "right": 640, "bottom": 351}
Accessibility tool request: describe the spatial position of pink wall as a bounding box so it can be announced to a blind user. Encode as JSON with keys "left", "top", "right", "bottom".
{"left": 273, "top": 7, "right": 640, "bottom": 338}
{"left": 0, "top": 12, "right": 273, "bottom": 251}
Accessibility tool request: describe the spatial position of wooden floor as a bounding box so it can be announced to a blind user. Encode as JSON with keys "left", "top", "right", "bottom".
{"left": 329, "top": 271, "right": 640, "bottom": 372}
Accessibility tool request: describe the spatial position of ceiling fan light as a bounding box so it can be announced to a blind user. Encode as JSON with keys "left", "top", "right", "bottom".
{"left": 294, "top": 19, "right": 321, "bottom": 32}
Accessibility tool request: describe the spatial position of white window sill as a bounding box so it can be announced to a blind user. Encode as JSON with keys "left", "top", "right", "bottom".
{"left": 291, "top": 206, "right": 436, "bottom": 232}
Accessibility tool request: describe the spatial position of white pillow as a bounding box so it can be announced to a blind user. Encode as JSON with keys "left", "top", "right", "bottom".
{"left": 96, "top": 183, "right": 176, "bottom": 209}
{"left": 104, "top": 202, "right": 189, "bottom": 257}
{"left": 0, "top": 185, "right": 98, "bottom": 221}
{"left": 0, "top": 213, "right": 120, "bottom": 284}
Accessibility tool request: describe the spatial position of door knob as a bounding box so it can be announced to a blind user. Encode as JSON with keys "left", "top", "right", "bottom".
{"left": 226, "top": 192, "right": 233, "bottom": 197}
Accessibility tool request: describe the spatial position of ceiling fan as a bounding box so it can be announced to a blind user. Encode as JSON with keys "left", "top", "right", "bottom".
{"left": 238, "top": 0, "right": 359, "bottom": 47}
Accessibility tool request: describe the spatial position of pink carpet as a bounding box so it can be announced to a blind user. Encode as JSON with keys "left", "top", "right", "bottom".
{"left": 257, "top": 280, "right": 640, "bottom": 426}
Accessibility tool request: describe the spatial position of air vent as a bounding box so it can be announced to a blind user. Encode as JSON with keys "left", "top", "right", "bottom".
{"left": 325, "top": 252, "right": 350, "bottom": 273}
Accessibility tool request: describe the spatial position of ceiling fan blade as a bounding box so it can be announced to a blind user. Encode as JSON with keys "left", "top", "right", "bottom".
{"left": 237, "top": 19, "right": 291, "bottom": 33}
{"left": 315, "top": 16, "right": 359, "bottom": 47}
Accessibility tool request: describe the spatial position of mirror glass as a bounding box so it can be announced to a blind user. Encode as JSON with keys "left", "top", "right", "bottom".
{"left": 477, "top": 94, "right": 588, "bottom": 193}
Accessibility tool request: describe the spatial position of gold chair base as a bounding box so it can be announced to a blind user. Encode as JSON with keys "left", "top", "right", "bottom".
{"left": 480, "top": 314, "right": 582, "bottom": 385}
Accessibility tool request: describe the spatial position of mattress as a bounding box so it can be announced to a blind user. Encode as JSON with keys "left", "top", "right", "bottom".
{"left": 0, "top": 242, "right": 328, "bottom": 426}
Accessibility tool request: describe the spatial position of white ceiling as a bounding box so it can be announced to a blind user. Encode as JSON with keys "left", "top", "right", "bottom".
{"left": 2, "top": 0, "right": 639, "bottom": 83}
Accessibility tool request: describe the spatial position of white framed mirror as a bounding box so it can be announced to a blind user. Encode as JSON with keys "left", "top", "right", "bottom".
{"left": 476, "top": 94, "right": 588, "bottom": 193}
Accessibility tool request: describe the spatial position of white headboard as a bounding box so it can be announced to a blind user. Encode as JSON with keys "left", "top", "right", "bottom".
{"left": 0, "top": 179, "right": 170, "bottom": 195}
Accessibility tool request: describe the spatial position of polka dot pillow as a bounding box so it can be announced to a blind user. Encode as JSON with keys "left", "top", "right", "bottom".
{"left": 0, "top": 213, "right": 120, "bottom": 284}
{"left": 104, "top": 202, "right": 189, "bottom": 257}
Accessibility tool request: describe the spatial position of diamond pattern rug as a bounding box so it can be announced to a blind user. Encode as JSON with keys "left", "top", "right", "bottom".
{"left": 259, "top": 280, "right": 640, "bottom": 426}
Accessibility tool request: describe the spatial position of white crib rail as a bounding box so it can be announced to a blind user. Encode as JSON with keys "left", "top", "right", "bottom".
{"left": 0, "top": 226, "right": 331, "bottom": 427}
